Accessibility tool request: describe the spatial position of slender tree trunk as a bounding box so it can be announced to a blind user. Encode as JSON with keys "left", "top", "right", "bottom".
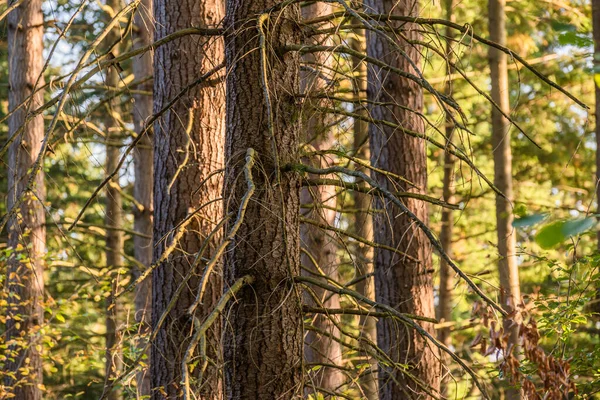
{"left": 5, "top": 1, "right": 46, "bottom": 399}
{"left": 592, "top": 0, "right": 600, "bottom": 328}
{"left": 437, "top": 0, "right": 456, "bottom": 396}
{"left": 223, "top": 2, "right": 303, "bottom": 398}
{"left": 596, "top": 0, "right": 600, "bottom": 249}
{"left": 365, "top": 0, "right": 441, "bottom": 397}
{"left": 488, "top": 1, "right": 522, "bottom": 398}
{"left": 132, "top": 0, "right": 153, "bottom": 397}
{"left": 488, "top": 2, "right": 522, "bottom": 398}
{"left": 350, "top": 21, "right": 378, "bottom": 400}
{"left": 104, "top": 3, "right": 124, "bottom": 399}
{"left": 151, "top": 0, "right": 225, "bottom": 398}
{"left": 301, "top": 3, "right": 344, "bottom": 394}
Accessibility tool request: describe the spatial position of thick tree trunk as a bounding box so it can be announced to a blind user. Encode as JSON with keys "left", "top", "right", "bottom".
{"left": 350, "top": 22, "right": 378, "bottom": 400}
{"left": 301, "top": 3, "right": 344, "bottom": 395}
{"left": 104, "top": 2, "right": 124, "bottom": 399}
{"left": 437, "top": 0, "right": 456, "bottom": 396}
{"left": 151, "top": 0, "right": 225, "bottom": 398}
{"left": 5, "top": 1, "right": 46, "bottom": 399}
{"left": 132, "top": 0, "right": 153, "bottom": 397}
{"left": 365, "top": 0, "right": 441, "bottom": 397}
{"left": 488, "top": 1, "right": 522, "bottom": 398}
{"left": 223, "top": 2, "right": 303, "bottom": 398}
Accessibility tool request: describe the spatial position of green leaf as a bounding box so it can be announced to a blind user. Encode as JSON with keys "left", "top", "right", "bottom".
{"left": 513, "top": 213, "right": 547, "bottom": 228}
{"left": 558, "top": 31, "right": 593, "bottom": 47}
{"left": 562, "top": 217, "right": 596, "bottom": 238}
{"left": 514, "top": 203, "right": 528, "bottom": 217}
{"left": 534, "top": 217, "right": 596, "bottom": 249}
{"left": 550, "top": 20, "right": 577, "bottom": 32}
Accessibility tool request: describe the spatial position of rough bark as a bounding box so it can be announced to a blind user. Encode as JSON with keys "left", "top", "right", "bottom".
{"left": 350, "top": 20, "right": 378, "bottom": 400}
{"left": 132, "top": 0, "right": 153, "bottom": 397}
{"left": 223, "top": 2, "right": 303, "bottom": 398}
{"left": 437, "top": 0, "right": 456, "bottom": 396}
{"left": 365, "top": 0, "right": 441, "bottom": 397}
{"left": 4, "top": 1, "right": 46, "bottom": 399}
{"left": 104, "top": 2, "right": 124, "bottom": 399}
{"left": 151, "top": 0, "right": 225, "bottom": 398}
{"left": 301, "top": 2, "right": 344, "bottom": 395}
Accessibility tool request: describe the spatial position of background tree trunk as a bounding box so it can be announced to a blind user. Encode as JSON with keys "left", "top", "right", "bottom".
{"left": 5, "top": 0, "right": 46, "bottom": 398}
{"left": 223, "top": 2, "right": 303, "bottom": 398}
{"left": 592, "top": 0, "right": 600, "bottom": 334}
{"left": 365, "top": 0, "right": 441, "bottom": 397}
{"left": 104, "top": 2, "right": 124, "bottom": 399}
{"left": 132, "top": 0, "right": 153, "bottom": 397}
{"left": 596, "top": 0, "right": 600, "bottom": 247}
{"left": 151, "top": 0, "right": 225, "bottom": 398}
{"left": 301, "top": 2, "right": 344, "bottom": 394}
{"left": 437, "top": 0, "right": 456, "bottom": 396}
{"left": 350, "top": 20, "right": 378, "bottom": 400}
{"left": 488, "top": 1, "right": 522, "bottom": 398}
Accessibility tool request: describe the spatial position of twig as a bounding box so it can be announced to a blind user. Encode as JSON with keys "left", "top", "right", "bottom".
{"left": 182, "top": 275, "right": 254, "bottom": 400}
{"left": 188, "top": 148, "right": 257, "bottom": 314}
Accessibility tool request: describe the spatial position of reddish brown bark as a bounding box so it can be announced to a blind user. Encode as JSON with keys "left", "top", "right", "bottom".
{"left": 4, "top": 1, "right": 46, "bottom": 399}
{"left": 151, "top": 0, "right": 225, "bottom": 398}
{"left": 365, "top": 0, "right": 441, "bottom": 397}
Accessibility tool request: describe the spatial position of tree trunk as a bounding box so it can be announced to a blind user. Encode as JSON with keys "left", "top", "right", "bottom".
{"left": 593, "top": 0, "right": 600, "bottom": 329}
{"left": 223, "top": 2, "right": 303, "bottom": 398}
{"left": 365, "top": 0, "right": 441, "bottom": 397}
{"left": 104, "top": 2, "right": 124, "bottom": 399}
{"left": 301, "top": 3, "right": 344, "bottom": 395}
{"left": 151, "top": 0, "right": 225, "bottom": 398}
{"left": 350, "top": 21, "right": 378, "bottom": 400}
{"left": 437, "top": 0, "right": 456, "bottom": 396}
{"left": 132, "top": 0, "right": 153, "bottom": 397}
{"left": 5, "top": 1, "right": 46, "bottom": 399}
{"left": 596, "top": 0, "right": 600, "bottom": 245}
{"left": 488, "top": 1, "right": 522, "bottom": 398}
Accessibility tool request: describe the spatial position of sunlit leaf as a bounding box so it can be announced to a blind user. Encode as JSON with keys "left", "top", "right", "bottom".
{"left": 534, "top": 217, "right": 596, "bottom": 249}
{"left": 558, "top": 31, "right": 593, "bottom": 47}
{"left": 562, "top": 217, "right": 596, "bottom": 238}
{"left": 512, "top": 213, "right": 547, "bottom": 228}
